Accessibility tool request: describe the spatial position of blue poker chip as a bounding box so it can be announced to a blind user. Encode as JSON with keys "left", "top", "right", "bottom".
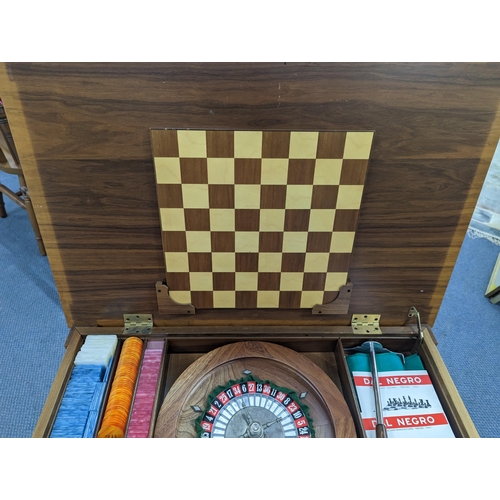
{"left": 50, "top": 340, "right": 119, "bottom": 438}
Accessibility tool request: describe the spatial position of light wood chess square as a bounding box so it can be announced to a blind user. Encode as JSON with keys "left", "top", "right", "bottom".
{"left": 207, "top": 158, "right": 235, "bottom": 184}
{"left": 280, "top": 273, "right": 305, "bottom": 291}
{"left": 304, "top": 253, "right": 330, "bottom": 273}
{"left": 155, "top": 157, "right": 181, "bottom": 183}
{"left": 234, "top": 131, "right": 263, "bottom": 158}
{"left": 308, "top": 209, "right": 336, "bottom": 232}
{"left": 300, "top": 291, "right": 325, "bottom": 308}
{"left": 169, "top": 290, "right": 192, "bottom": 304}
{"left": 260, "top": 209, "right": 285, "bottom": 232}
{"left": 189, "top": 272, "right": 213, "bottom": 291}
{"left": 182, "top": 184, "right": 209, "bottom": 208}
{"left": 343, "top": 131, "right": 374, "bottom": 159}
{"left": 234, "top": 185, "right": 261, "bottom": 209}
{"left": 289, "top": 131, "right": 319, "bottom": 159}
{"left": 212, "top": 253, "right": 235, "bottom": 272}
{"left": 258, "top": 253, "right": 283, "bottom": 272}
{"left": 261, "top": 159, "right": 289, "bottom": 184}
{"left": 325, "top": 272, "right": 349, "bottom": 291}
{"left": 177, "top": 130, "right": 207, "bottom": 158}
{"left": 165, "top": 252, "right": 190, "bottom": 272}
{"left": 186, "top": 231, "right": 212, "bottom": 252}
{"left": 282, "top": 232, "right": 308, "bottom": 253}
{"left": 160, "top": 208, "right": 186, "bottom": 231}
{"left": 313, "top": 159, "right": 343, "bottom": 184}
{"left": 336, "top": 185, "right": 364, "bottom": 210}
{"left": 210, "top": 209, "right": 235, "bottom": 231}
{"left": 235, "top": 232, "right": 260, "bottom": 252}
{"left": 257, "top": 291, "right": 280, "bottom": 308}
{"left": 330, "top": 232, "right": 355, "bottom": 253}
{"left": 235, "top": 272, "right": 258, "bottom": 291}
{"left": 213, "top": 291, "right": 236, "bottom": 308}
{"left": 285, "top": 185, "right": 313, "bottom": 209}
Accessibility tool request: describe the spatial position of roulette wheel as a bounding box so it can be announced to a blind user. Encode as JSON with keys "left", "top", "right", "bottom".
{"left": 154, "top": 341, "right": 356, "bottom": 438}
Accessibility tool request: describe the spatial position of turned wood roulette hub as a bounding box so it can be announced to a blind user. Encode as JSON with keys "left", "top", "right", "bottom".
{"left": 154, "top": 341, "right": 356, "bottom": 438}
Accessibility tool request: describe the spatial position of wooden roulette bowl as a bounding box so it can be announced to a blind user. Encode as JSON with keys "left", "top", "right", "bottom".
{"left": 154, "top": 341, "right": 356, "bottom": 438}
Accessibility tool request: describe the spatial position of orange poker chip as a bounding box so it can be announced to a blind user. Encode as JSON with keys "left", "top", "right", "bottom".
{"left": 111, "top": 388, "right": 132, "bottom": 404}
{"left": 116, "top": 367, "right": 139, "bottom": 376}
{"left": 105, "top": 402, "right": 129, "bottom": 412}
{"left": 108, "top": 398, "right": 127, "bottom": 406}
{"left": 122, "top": 350, "right": 141, "bottom": 359}
{"left": 120, "top": 347, "right": 141, "bottom": 356}
{"left": 97, "top": 337, "right": 143, "bottom": 438}
{"left": 117, "top": 356, "right": 140, "bottom": 366}
{"left": 100, "top": 411, "right": 128, "bottom": 428}
{"left": 107, "top": 393, "right": 132, "bottom": 406}
{"left": 104, "top": 410, "right": 127, "bottom": 420}
{"left": 116, "top": 384, "right": 133, "bottom": 395}
{"left": 122, "top": 340, "right": 142, "bottom": 352}
{"left": 98, "top": 425, "right": 125, "bottom": 439}
{"left": 102, "top": 420, "right": 125, "bottom": 430}
{"left": 115, "top": 371, "right": 138, "bottom": 380}
{"left": 118, "top": 363, "right": 140, "bottom": 373}
{"left": 114, "top": 379, "right": 135, "bottom": 389}
{"left": 105, "top": 417, "right": 127, "bottom": 428}
{"left": 116, "top": 360, "right": 140, "bottom": 371}
{"left": 105, "top": 404, "right": 130, "bottom": 415}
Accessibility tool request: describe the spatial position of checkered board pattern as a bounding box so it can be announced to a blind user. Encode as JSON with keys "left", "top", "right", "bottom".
{"left": 151, "top": 130, "right": 373, "bottom": 309}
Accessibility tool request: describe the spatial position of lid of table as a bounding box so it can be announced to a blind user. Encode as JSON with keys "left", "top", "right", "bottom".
{"left": 1, "top": 62, "right": 498, "bottom": 328}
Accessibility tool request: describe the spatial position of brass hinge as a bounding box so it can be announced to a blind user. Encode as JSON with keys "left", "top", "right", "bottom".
{"left": 123, "top": 314, "right": 153, "bottom": 335}
{"left": 351, "top": 314, "right": 382, "bottom": 334}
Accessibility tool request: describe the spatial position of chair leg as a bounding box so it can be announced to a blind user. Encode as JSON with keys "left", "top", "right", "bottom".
{"left": 0, "top": 191, "right": 6, "bottom": 218}
{"left": 15, "top": 172, "right": 46, "bottom": 256}
{"left": 23, "top": 190, "right": 46, "bottom": 256}
{"left": 0, "top": 181, "right": 46, "bottom": 254}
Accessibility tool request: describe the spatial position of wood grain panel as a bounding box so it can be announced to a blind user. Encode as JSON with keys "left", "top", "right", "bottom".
{"left": 1, "top": 62, "right": 499, "bottom": 327}
{"left": 5, "top": 63, "right": 499, "bottom": 160}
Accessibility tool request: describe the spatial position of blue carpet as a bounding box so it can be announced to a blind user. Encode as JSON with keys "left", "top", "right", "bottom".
{"left": 0, "top": 170, "right": 69, "bottom": 438}
{"left": 433, "top": 234, "right": 500, "bottom": 438}
{"left": 1, "top": 166, "right": 499, "bottom": 438}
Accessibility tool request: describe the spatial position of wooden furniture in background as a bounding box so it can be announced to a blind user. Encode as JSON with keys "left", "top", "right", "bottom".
{"left": 0, "top": 101, "right": 45, "bottom": 255}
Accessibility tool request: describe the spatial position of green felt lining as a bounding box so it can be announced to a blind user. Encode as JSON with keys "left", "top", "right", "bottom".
{"left": 346, "top": 352, "right": 425, "bottom": 374}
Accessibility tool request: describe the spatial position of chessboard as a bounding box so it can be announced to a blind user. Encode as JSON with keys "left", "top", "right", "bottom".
{"left": 151, "top": 129, "right": 373, "bottom": 309}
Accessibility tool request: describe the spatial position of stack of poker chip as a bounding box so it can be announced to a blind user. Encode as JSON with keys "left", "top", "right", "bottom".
{"left": 97, "top": 336, "right": 143, "bottom": 438}
{"left": 126, "top": 340, "right": 165, "bottom": 438}
{"left": 74, "top": 335, "right": 117, "bottom": 367}
{"left": 50, "top": 335, "right": 118, "bottom": 438}
{"left": 83, "top": 355, "right": 115, "bottom": 438}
